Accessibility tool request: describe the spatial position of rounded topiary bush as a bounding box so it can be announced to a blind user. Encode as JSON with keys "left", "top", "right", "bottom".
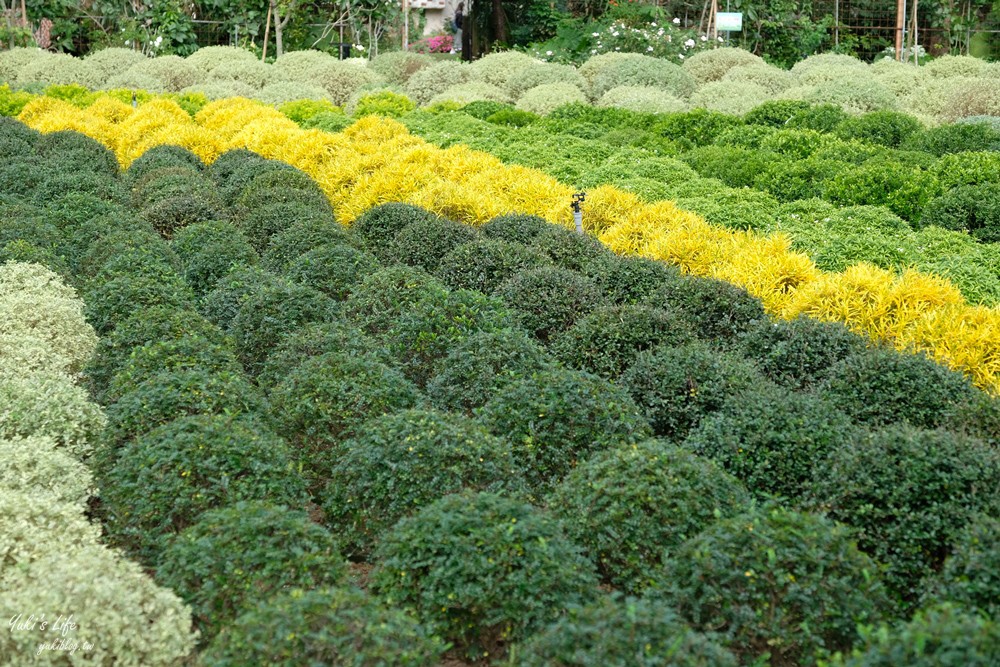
{"left": 229, "top": 280, "right": 336, "bottom": 377}
{"left": 516, "top": 83, "right": 587, "bottom": 116}
{"left": 269, "top": 352, "right": 423, "bottom": 485}
{"left": 481, "top": 212, "right": 550, "bottom": 244}
{"left": 0, "top": 488, "right": 100, "bottom": 572}
{"left": 35, "top": 129, "right": 119, "bottom": 176}
{"left": 902, "top": 121, "right": 1000, "bottom": 156}
{"left": 834, "top": 110, "right": 922, "bottom": 148}
{"left": 682, "top": 47, "right": 765, "bottom": 83}
{"left": 818, "top": 346, "right": 978, "bottom": 429}
{"left": 597, "top": 85, "right": 688, "bottom": 114}
{"left": 430, "top": 81, "right": 512, "bottom": 106}
{"left": 478, "top": 367, "right": 651, "bottom": 494}
{"left": 823, "top": 160, "right": 939, "bottom": 221}
{"left": 283, "top": 243, "right": 379, "bottom": 300}
{"left": 807, "top": 424, "right": 1000, "bottom": 610}
{"left": 0, "top": 435, "right": 94, "bottom": 507}
{"left": 621, "top": 341, "right": 762, "bottom": 441}
{"left": 343, "top": 265, "right": 447, "bottom": 337}
{"left": 171, "top": 220, "right": 258, "bottom": 296}
{"left": 644, "top": 274, "right": 765, "bottom": 345}
{"left": 496, "top": 266, "right": 606, "bottom": 342}
{"left": 549, "top": 439, "right": 750, "bottom": 594}
{"left": 320, "top": 408, "right": 522, "bottom": 557}
{"left": 156, "top": 501, "right": 346, "bottom": 642}
{"left": 685, "top": 382, "right": 859, "bottom": 502}
{"left": 141, "top": 192, "right": 225, "bottom": 239}
{"left": 389, "top": 215, "right": 478, "bottom": 274}
{"left": 233, "top": 201, "right": 333, "bottom": 254}
{"left": 587, "top": 53, "right": 697, "bottom": 100}
{"left": 371, "top": 491, "right": 599, "bottom": 659}
{"left": 83, "top": 273, "right": 196, "bottom": 335}
{"left": 261, "top": 217, "right": 354, "bottom": 271}
{"left": 594, "top": 254, "right": 679, "bottom": 305}
{"left": 425, "top": 328, "right": 553, "bottom": 414}
{"left": 918, "top": 183, "right": 1000, "bottom": 242}
{"left": 405, "top": 61, "right": 473, "bottom": 105}
{"left": 101, "top": 415, "right": 308, "bottom": 564}
{"left": 550, "top": 304, "right": 696, "bottom": 378}
{"left": 435, "top": 238, "right": 550, "bottom": 294}
{"left": 828, "top": 604, "right": 1000, "bottom": 667}
{"left": 207, "top": 59, "right": 277, "bottom": 89}
{"left": 690, "top": 81, "right": 771, "bottom": 116}
{"left": 652, "top": 506, "right": 889, "bottom": 667}
{"left": 512, "top": 593, "right": 739, "bottom": 667}
{"left": 185, "top": 45, "right": 258, "bottom": 74}
{"left": 738, "top": 316, "right": 869, "bottom": 389}
{"left": 369, "top": 50, "right": 435, "bottom": 85}
{"left": 350, "top": 202, "right": 443, "bottom": 261}
{"left": 533, "top": 225, "right": 615, "bottom": 276}
{"left": 928, "top": 514, "right": 1000, "bottom": 618}
{"left": 200, "top": 586, "right": 445, "bottom": 667}
{"left": 256, "top": 319, "right": 377, "bottom": 391}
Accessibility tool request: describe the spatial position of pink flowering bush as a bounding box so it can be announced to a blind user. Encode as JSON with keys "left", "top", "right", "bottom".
{"left": 413, "top": 34, "right": 454, "bottom": 54}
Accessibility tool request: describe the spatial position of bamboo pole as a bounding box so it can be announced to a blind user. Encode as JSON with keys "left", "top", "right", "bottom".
{"left": 895, "top": 0, "right": 905, "bottom": 60}
{"left": 262, "top": 3, "right": 271, "bottom": 61}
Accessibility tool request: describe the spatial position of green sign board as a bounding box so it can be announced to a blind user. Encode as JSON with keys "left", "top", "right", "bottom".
{"left": 716, "top": 12, "right": 743, "bottom": 31}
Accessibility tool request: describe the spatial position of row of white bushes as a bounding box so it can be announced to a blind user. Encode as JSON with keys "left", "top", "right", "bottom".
{"left": 0, "top": 261, "right": 196, "bottom": 665}
{"left": 3, "top": 46, "right": 1000, "bottom": 124}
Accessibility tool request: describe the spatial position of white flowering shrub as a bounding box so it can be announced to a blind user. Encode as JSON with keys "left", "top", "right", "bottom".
{"left": 0, "top": 263, "right": 97, "bottom": 374}
{"left": 587, "top": 53, "right": 697, "bottom": 100}
{"left": 104, "top": 71, "right": 165, "bottom": 93}
{"left": 185, "top": 45, "right": 258, "bottom": 74}
{"left": 0, "top": 370, "right": 105, "bottom": 458}
{"left": 258, "top": 81, "right": 332, "bottom": 105}
{"left": 0, "top": 544, "right": 197, "bottom": 665}
{"left": 581, "top": 18, "right": 722, "bottom": 63}
{"left": 516, "top": 83, "right": 587, "bottom": 115}
{"left": 681, "top": 47, "right": 764, "bottom": 83}
{"left": 208, "top": 60, "right": 279, "bottom": 89}
{"left": 406, "top": 61, "right": 473, "bottom": 105}
{"left": 0, "top": 436, "right": 95, "bottom": 508}
{"left": 598, "top": 85, "right": 688, "bottom": 113}
{"left": 429, "top": 81, "right": 512, "bottom": 106}
{"left": 722, "top": 63, "right": 797, "bottom": 94}
{"left": 15, "top": 52, "right": 102, "bottom": 89}
{"left": 691, "top": 80, "right": 772, "bottom": 115}
{"left": 83, "top": 48, "right": 149, "bottom": 87}
{"left": 0, "top": 490, "right": 100, "bottom": 573}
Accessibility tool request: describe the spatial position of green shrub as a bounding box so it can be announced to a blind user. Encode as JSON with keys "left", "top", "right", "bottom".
{"left": 216, "top": 158, "right": 295, "bottom": 206}
{"left": 823, "top": 160, "right": 939, "bottom": 221}
{"left": 269, "top": 352, "right": 422, "bottom": 483}
{"left": 15, "top": 52, "right": 101, "bottom": 89}
{"left": 516, "top": 83, "right": 587, "bottom": 116}
{"left": 157, "top": 502, "right": 346, "bottom": 642}
{"left": 651, "top": 109, "right": 744, "bottom": 147}
{"left": 597, "top": 85, "right": 689, "bottom": 114}
{"left": 621, "top": 341, "right": 761, "bottom": 441}
{"left": 0, "top": 544, "right": 197, "bottom": 666}
{"left": 461, "top": 99, "right": 513, "bottom": 119}
{"left": 229, "top": 280, "right": 336, "bottom": 377}
{"left": 260, "top": 217, "right": 353, "bottom": 271}
{"left": 829, "top": 604, "right": 1000, "bottom": 667}
{"left": 117, "top": 55, "right": 204, "bottom": 92}
{"left": 371, "top": 491, "right": 599, "bottom": 659}
{"left": 101, "top": 368, "right": 267, "bottom": 453}
{"left": 511, "top": 593, "right": 738, "bottom": 667}
{"left": 686, "top": 382, "right": 859, "bottom": 502}
{"left": 370, "top": 50, "right": 435, "bottom": 85}
{"left": 185, "top": 45, "right": 258, "bottom": 73}
{"left": 682, "top": 47, "right": 765, "bottom": 83}
{"left": 277, "top": 97, "right": 338, "bottom": 123}
{"left": 918, "top": 183, "right": 1000, "bottom": 242}
{"left": 389, "top": 215, "right": 478, "bottom": 274}
{"left": 207, "top": 148, "right": 267, "bottom": 186}
{"left": 652, "top": 506, "right": 889, "bottom": 667}
{"left": 941, "top": 78, "right": 1000, "bottom": 122}
{"left": 287, "top": 60, "right": 384, "bottom": 106}
{"left": 680, "top": 144, "right": 775, "bottom": 189}
{"left": 927, "top": 514, "right": 1000, "bottom": 618}
{"left": 690, "top": 80, "right": 770, "bottom": 116}
{"left": 818, "top": 346, "right": 978, "bottom": 429}
{"left": 342, "top": 264, "right": 447, "bottom": 337}
{"left": 425, "top": 328, "right": 552, "bottom": 414}
{"left": 129, "top": 166, "right": 214, "bottom": 210}
{"left": 207, "top": 59, "right": 276, "bottom": 89}
{"left": 429, "top": 81, "right": 512, "bottom": 106}
{"left": 738, "top": 316, "right": 868, "bottom": 389}
{"left": 931, "top": 151, "right": 1000, "bottom": 190}
{"left": 786, "top": 102, "right": 851, "bottom": 132}
{"left": 589, "top": 54, "right": 697, "bottom": 101}
{"left": 351, "top": 202, "right": 442, "bottom": 260}
{"left": 534, "top": 225, "right": 615, "bottom": 275}
{"left": 835, "top": 110, "right": 922, "bottom": 148}
{"left": 321, "top": 408, "right": 521, "bottom": 557}
{"left": 350, "top": 90, "right": 416, "bottom": 118}
{"left": 35, "top": 129, "right": 118, "bottom": 176}
{"left": 594, "top": 254, "right": 679, "bottom": 305}
{"left": 283, "top": 243, "right": 379, "bottom": 300}
{"left": 478, "top": 367, "right": 651, "bottom": 494}
{"left": 481, "top": 212, "right": 550, "bottom": 243}
{"left": 142, "top": 191, "right": 224, "bottom": 238}
{"left": 497, "top": 266, "right": 605, "bottom": 342}
{"left": 171, "top": 220, "right": 258, "bottom": 296}
{"left": 256, "top": 319, "right": 378, "bottom": 390}
{"left": 405, "top": 61, "right": 473, "bottom": 105}
{"left": 385, "top": 288, "right": 512, "bottom": 387}
{"left": 124, "top": 144, "right": 204, "bottom": 186}
{"left": 234, "top": 201, "right": 333, "bottom": 254}
{"left": 200, "top": 586, "right": 445, "bottom": 667}
{"left": 101, "top": 415, "right": 307, "bottom": 564}
{"left": 550, "top": 304, "right": 695, "bottom": 379}
{"left": 84, "top": 273, "right": 196, "bottom": 335}
{"left": 808, "top": 424, "right": 1000, "bottom": 610}
{"left": 901, "top": 122, "right": 1000, "bottom": 156}
{"left": 435, "top": 238, "right": 550, "bottom": 294}
{"left": 643, "top": 274, "right": 765, "bottom": 345}
{"left": 271, "top": 49, "right": 338, "bottom": 80}
{"left": 549, "top": 439, "right": 749, "bottom": 594}
{"left": 198, "top": 265, "right": 287, "bottom": 330}
{"left": 743, "top": 99, "right": 812, "bottom": 127}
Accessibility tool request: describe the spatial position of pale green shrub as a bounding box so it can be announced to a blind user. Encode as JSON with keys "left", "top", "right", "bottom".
{"left": 943, "top": 78, "right": 1000, "bottom": 122}
{"left": 775, "top": 84, "right": 817, "bottom": 103}
{"left": 681, "top": 47, "right": 765, "bottom": 83}
{"left": 208, "top": 59, "right": 279, "bottom": 89}
{"left": 185, "top": 45, "right": 258, "bottom": 73}
{"left": 0, "top": 47, "right": 45, "bottom": 85}
{"left": 369, "top": 50, "right": 435, "bottom": 85}
{"left": 294, "top": 60, "right": 385, "bottom": 106}
{"left": 796, "top": 63, "right": 873, "bottom": 87}
{"left": 808, "top": 78, "right": 898, "bottom": 114}
{"left": 343, "top": 85, "right": 409, "bottom": 115}
{"left": 722, "top": 63, "right": 797, "bottom": 94}
{"left": 870, "top": 58, "right": 925, "bottom": 96}
{"left": 0, "top": 544, "right": 197, "bottom": 665}
{"left": 589, "top": 53, "right": 697, "bottom": 100}
{"left": 15, "top": 52, "right": 101, "bottom": 89}
{"left": 272, "top": 50, "right": 338, "bottom": 80}
{"left": 0, "top": 334, "right": 72, "bottom": 377}
{"left": 469, "top": 50, "right": 539, "bottom": 90}
{"left": 0, "top": 370, "right": 105, "bottom": 458}
{"left": 691, "top": 80, "right": 771, "bottom": 115}
{"left": 429, "top": 81, "right": 512, "bottom": 106}
{"left": 516, "top": 83, "right": 587, "bottom": 115}
{"left": 84, "top": 48, "right": 149, "bottom": 86}
{"left": 0, "top": 263, "right": 97, "bottom": 373}
{"left": 925, "top": 54, "right": 990, "bottom": 79}
{"left": 180, "top": 81, "right": 255, "bottom": 100}
{"left": 406, "top": 61, "right": 473, "bottom": 105}
{"left": 791, "top": 52, "right": 868, "bottom": 78}
{"left": 0, "top": 436, "right": 95, "bottom": 507}
{"left": 900, "top": 77, "right": 976, "bottom": 121}
{"left": 504, "top": 62, "right": 585, "bottom": 100}
{"left": 117, "top": 56, "right": 204, "bottom": 92}
{"left": 104, "top": 71, "right": 165, "bottom": 93}
{"left": 598, "top": 85, "right": 688, "bottom": 113}
{"left": 0, "top": 490, "right": 100, "bottom": 572}
{"left": 258, "top": 81, "right": 332, "bottom": 105}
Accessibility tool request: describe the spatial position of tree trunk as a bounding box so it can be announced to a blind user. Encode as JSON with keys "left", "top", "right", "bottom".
{"left": 491, "top": 0, "right": 507, "bottom": 44}
{"left": 270, "top": 0, "right": 283, "bottom": 57}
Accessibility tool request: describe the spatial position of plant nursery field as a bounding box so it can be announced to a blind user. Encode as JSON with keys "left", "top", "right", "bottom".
{"left": 1, "top": 45, "right": 999, "bottom": 667}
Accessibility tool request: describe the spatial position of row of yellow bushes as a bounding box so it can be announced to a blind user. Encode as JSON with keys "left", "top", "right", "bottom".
{"left": 17, "top": 94, "right": 1000, "bottom": 392}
